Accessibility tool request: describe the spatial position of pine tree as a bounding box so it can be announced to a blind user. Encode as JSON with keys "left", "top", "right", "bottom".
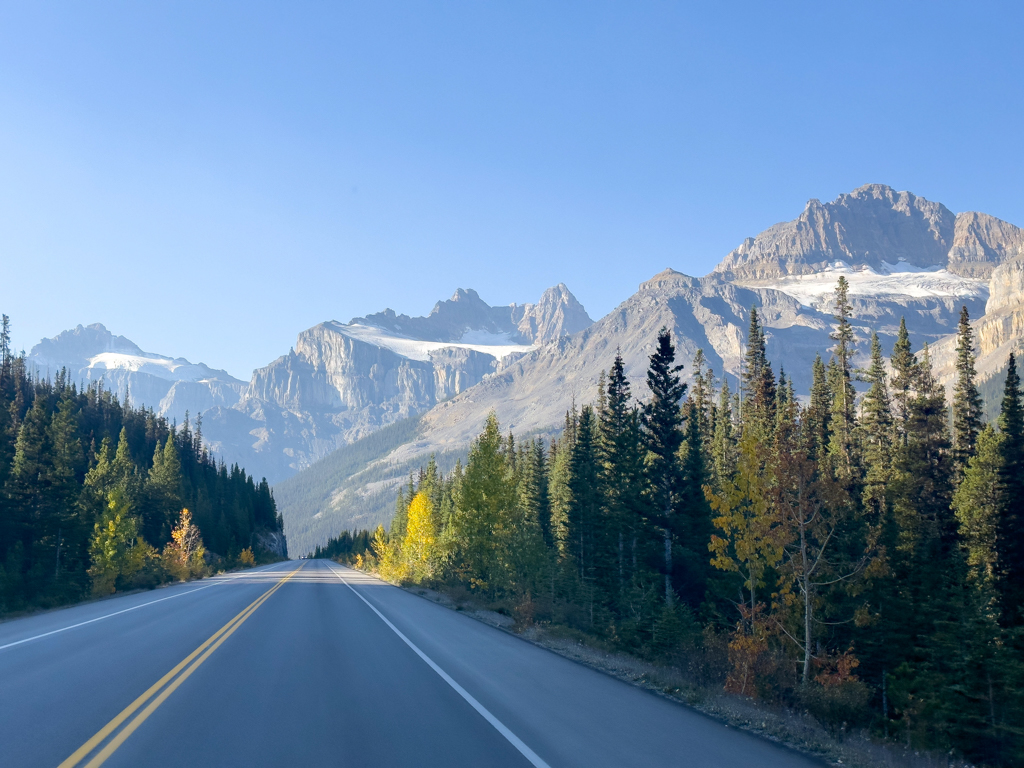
{"left": 952, "top": 306, "right": 983, "bottom": 480}
{"left": 996, "top": 353, "right": 1024, "bottom": 628}
{"left": 599, "top": 352, "right": 642, "bottom": 594}
{"left": 0, "top": 314, "right": 10, "bottom": 385}
{"left": 677, "top": 396, "right": 713, "bottom": 608}
{"left": 569, "top": 406, "right": 600, "bottom": 584}
{"left": 891, "top": 317, "right": 916, "bottom": 443}
{"left": 954, "top": 424, "right": 1003, "bottom": 587}
{"left": 642, "top": 328, "right": 686, "bottom": 605}
{"left": 805, "top": 354, "right": 831, "bottom": 462}
{"left": 712, "top": 375, "right": 737, "bottom": 487}
{"left": 741, "top": 307, "right": 776, "bottom": 439}
{"left": 861, "top": 332, "right": 894, "bottom": 522}
{"left": 828, "top": 277, "right": 857, "bottom": 475}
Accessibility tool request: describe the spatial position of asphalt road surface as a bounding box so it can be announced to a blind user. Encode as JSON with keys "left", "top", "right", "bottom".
{"left": 0, "top": 559, "right": 823, "bottom": 767}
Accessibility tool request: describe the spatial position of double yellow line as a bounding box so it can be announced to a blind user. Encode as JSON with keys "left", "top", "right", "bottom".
{"left": 59, "top": 562, "right": 304, "bottom": 768}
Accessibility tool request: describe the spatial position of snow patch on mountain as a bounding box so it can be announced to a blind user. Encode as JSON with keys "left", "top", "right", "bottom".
{"left": 86, "top": 352, "right": 220, "bottom": 382}
{"left": 741, "top": 260, "right": 988, "bottom": 311}
{"left": 330, "top": 323, "right": 536, "bottom": 362}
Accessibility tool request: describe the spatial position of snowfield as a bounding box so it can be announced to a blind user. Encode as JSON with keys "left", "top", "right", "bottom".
{"left": 85, "top": 352, "right": 215, "bottom": 382}
{"left": 330, "top": 323, "right": 537, "bottom": 362}
{"left": 742, "top": 261, "right": 989, "bottom": 309}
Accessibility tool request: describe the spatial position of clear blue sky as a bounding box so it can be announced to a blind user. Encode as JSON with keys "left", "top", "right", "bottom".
{"left": 2, "top": 2, "right": 1022, "bottom": 379}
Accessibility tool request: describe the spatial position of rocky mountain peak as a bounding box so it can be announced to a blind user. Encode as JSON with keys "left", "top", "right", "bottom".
{"left": 640, "top": 268, "right": 694, "bottom": 292}
{"left": 513, "top": 283, "right": 593, "bottom": 344}
{"left": 715, "top": 184, "right": 957, "bottom": 281}
{"left": 714, "top": 184, "right": 1024, "bottom": 283}
{"left": 31, "top": 323, "right": 144, "bottom": 366}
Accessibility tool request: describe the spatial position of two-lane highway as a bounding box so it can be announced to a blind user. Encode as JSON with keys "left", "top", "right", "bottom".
{"left": 0, "top": 560, "right": 822, "bottom": 767}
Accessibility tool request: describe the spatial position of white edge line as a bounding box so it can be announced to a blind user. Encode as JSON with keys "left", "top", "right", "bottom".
{"left": 326, "top": 562, "right": 551, "bottom": 768}
{"left": 0, "top": 562, "right": 286, "bottom": 652}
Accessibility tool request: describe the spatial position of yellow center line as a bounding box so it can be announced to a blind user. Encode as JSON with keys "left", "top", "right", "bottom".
{"left": 59, "top": 562, "right": 304, "bottom": 768}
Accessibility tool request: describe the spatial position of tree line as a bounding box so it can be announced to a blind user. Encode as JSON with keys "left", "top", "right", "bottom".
{"left": 365, "top": 278, "right": 1024, "bottom": 766}
{"left": 0, "top": 316, "right": 284, "bottom": 613}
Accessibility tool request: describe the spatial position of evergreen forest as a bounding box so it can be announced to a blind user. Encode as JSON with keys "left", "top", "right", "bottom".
{"left": 366, "top": 278, "right": 1024, "bottom": 766}
{"left": 0, "top": 316, "right": 284, "bottom": 615}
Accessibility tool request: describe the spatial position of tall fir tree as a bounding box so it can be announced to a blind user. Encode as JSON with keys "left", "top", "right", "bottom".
{"left": 642, "top": 327, "right": 686, "bottom": 605}
{"left": 891, "top": 317, "right": 916, "bottom": 444}
{"left": 828, "top": 276, "right": 857, "bottom": 476}
{"left": 741, "top": 307, "right": 776, "bottom": 440}
{"left": 996, "top": 353, "right": 1024, "bottom": 628}
{"left": 712, "top": 375, "right": 737, "bottom": 488}
{"left": 860, "top": 332, "right": 894, "bottom": 523}
{"left": 952, "top": 306, "right": 983, "bottom": 480}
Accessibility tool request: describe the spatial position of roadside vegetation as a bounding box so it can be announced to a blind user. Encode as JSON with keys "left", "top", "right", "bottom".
{"left": 326, "top": 278, "right": 1024, "bottom": 767}
{"left": 0, "top": 315, "right": 284, "bottom": 616}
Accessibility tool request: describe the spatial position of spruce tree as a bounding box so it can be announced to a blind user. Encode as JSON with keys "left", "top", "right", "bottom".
{"left": 952, "top": 306, "right": 983, "bottom": 480}
{"left": 891, "top": 317, "right": 916, "bottom": 443}
{"left": 741, "top": 307, "right": 776, "bottom": 439}
{"left": 954, "top": 424, "right": 1003, "bottom": 587}
{"left": 599, "top": 352, "right": 642, "bottom": 593}
{"left": 861, "top": 332, "right": 894, "bottom": 522}
{"left": 642, "top": 327, "right": 686, "bottom": 605}
{"left": 805, "top": 354, "right": 831, "bottom": 462}
{"left": 569, "top": 406, "right": 600, "bottom": 584}
{"left": 828, "top": 277, "right": 857, "bottom": 475}
{"left": 996, "top": 353, "right": 1024, "bottom": 627}
{"left": 712, "top": 375, "right": 736, "bottom": 487}
{"left": 677, "top": 396, "right": 713, "bottom": 608}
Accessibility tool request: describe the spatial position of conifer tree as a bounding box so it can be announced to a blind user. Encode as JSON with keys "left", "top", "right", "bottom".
{"left": 954, "top": 424, "right": 1003, "bottom": 587}
{"left": 641, "top": 328, "right": 686, "bottom": 605}
{"left": 805, "top": 354, "right": 831, "bottom": 462}
{"left": 741, "top": 308, "right": 776, "bottom": 439}
{"left": 860, "top": 332, "right": 894, "bottom": 522}
{"left": 952, "top": 306, "right": 983, "bottom": 480}
{"left": 678, "top": 396, "right": 713, "bottom": 607}
{"left": 891, "top": 317, "right": 916, "bottom": 443}
{"left": 519, "top": 440, "right": 550, "bottom": 547}
{"left": 996, "top": 353, "right": 1024, "bottom": 627}
{"left": 712, "top": 375, "right": 737, "bottom": 487}
{"left": 828, "top": 277, "right": 857, "bottom": 475}
{"left": 569, "top": 406, "right": 600, "bottom": 584}
{"left": 599, "top": 352, "right": 642, "bottom": 592}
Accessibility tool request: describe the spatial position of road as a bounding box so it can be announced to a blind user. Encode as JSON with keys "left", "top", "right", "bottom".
{"left": 0, "top": 559, "right": 822, "bottom": 767}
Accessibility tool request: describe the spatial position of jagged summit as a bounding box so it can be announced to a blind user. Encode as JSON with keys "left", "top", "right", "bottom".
{"left": 349, "top": 284, "right": 592, "bottom": 345}
{"left": 714, "top": 183, "right": 1024, "bottom": 281}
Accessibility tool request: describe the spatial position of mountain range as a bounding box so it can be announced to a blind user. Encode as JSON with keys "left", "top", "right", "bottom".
{"left": 26, "top": 184, "right": 1024, "bottom": 555}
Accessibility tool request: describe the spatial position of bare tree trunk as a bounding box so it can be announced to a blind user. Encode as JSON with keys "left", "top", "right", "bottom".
{"left": 801, "top": 517, "right": 812, "bottom": 685}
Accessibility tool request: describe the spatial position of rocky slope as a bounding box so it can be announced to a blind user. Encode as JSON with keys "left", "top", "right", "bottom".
{"left": 931, "top": 257, "right": 1024, "bottom": 410}
{"left": 200, "top": 284, "right": 593, "bottom": 483}
{"left": 277, "top": 184, "right": 1021, "bottom": 555}
{"left": 26, "top": 324, "right": 246, "bottom": 424}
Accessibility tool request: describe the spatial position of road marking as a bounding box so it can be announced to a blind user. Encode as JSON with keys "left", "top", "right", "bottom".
{"left": 0, "top": 562, "right": 285, "bottom": 653}
{"left": 327, "top": 562, "right": 551, "bottom": 768}
{"left": 59, "top": 562, "right": 304, "bottom": 768}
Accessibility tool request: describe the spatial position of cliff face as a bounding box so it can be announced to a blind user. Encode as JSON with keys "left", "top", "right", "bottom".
{"left": 933, "top": 258, "right": 1024, "bottom": 395}
{"left": 200, "top": 284, "right": 593, "bottom": 483}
